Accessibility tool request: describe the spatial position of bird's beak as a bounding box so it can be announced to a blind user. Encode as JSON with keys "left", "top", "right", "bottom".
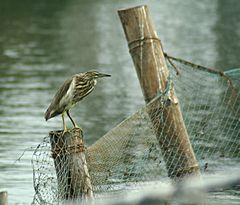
{"left": 97, "top": 73, "right": 111, "bottom": 78}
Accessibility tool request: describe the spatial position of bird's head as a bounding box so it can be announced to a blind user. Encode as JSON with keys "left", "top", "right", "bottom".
{"left": 84, "top": 71, "right": 111, "bottom": 80}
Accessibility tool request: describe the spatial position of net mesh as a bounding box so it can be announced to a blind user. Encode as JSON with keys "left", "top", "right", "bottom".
{"left": 32, "top": 55, "right": 240, "bottom": 204}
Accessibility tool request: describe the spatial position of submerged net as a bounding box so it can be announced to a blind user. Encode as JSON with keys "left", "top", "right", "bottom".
{"left": 32, "top": 55, "right": 240, "bottom": 204}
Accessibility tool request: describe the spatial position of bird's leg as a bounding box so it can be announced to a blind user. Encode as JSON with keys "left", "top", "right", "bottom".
{"left": 62, "top": 112, "right": 68, "bottom": 134}
{"left": 66, "top": 110, "right": 80, "bottom": 129}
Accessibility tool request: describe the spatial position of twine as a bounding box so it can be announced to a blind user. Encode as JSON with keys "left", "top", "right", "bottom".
{"left": 128, "top": 37, "right": 161, "bottom": 52}
{"left": 52, "top": 143, "right": 85, "bottom": 159}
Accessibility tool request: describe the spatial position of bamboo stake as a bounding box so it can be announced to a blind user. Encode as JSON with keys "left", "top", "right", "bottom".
{"left": 50, "top": 128, "right": 93, "bottom": 202}
{"left": 118, "top": 5, "right": 200, "bottom": 179}
{"left": 0, "top": 191, "right": 8, "bottom": 205}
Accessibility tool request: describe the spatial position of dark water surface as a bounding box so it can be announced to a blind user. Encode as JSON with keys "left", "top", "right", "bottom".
{"left": 0, "top": 0, "right": 240, "bottom": 204}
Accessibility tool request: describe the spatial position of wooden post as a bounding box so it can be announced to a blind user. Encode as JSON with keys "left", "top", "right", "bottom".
{"left": 118, "top": 5, "right": 200, "bottom": 179}
{"left": 50, "top": 128, "right": 93, "bottom": 202}
{"left": 0, "top": 191, "right": 8, "bottom": 205}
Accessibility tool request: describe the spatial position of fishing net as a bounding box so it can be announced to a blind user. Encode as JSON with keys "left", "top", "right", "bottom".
{"left": 32, "top": 55, "right": 240, "bottom": 204}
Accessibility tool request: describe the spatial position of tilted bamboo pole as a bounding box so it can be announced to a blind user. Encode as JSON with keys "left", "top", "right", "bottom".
{"left": 118, "top": 5, "right": 200, "bottom": 179}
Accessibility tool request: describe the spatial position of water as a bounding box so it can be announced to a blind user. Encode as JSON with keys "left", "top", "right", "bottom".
{"left": 0, "top": 0, "right": 239, "bottom": 204}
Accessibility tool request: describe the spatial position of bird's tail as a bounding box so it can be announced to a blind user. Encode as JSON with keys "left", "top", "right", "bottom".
{"left": 45, "top": 109, "right": 51, "bottom": 121}
{"left": 45, "top": 106, "right": 55, "bottom": 121}
{"left": 45, "top": 105, "right": 61, "bottom": 121}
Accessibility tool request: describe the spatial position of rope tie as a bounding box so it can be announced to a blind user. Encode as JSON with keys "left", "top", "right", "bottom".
{"left": 147, "top": 75, "right": 173, "bottom": 106}
{"left": 128, "top": 37, "right": 161, "bottom": 52}
{"left": 52, "top": 143, "right": 85, "bottom": 159}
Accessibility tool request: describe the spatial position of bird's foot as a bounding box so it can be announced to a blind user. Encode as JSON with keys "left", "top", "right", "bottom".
{"left": 62, "top": 127, "right": 70, "bottom": 136}
{"left": 73, "top": 124, "right": 83, "bottom": 132}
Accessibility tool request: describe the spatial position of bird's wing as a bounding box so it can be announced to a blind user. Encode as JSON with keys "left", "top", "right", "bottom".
{"left": 53, "top": 77, "right": 73, "bottom": 105}
{"left": 45, "top": 77, "right": 73, "bottom": 120}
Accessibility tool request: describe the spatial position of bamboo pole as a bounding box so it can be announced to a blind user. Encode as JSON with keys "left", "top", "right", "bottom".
{"left": 0, "top": 191, "right": 8, "bottom": 205}
{"left": 50, "top": 128, "right": 93, "bottom": 202}
{"left": 118, "top": 5, "right": 200, "bottom": 179}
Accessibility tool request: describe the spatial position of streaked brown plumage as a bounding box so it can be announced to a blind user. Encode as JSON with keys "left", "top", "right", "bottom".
{"left": 45, "top": 71, "right": 111, "bottom": 132}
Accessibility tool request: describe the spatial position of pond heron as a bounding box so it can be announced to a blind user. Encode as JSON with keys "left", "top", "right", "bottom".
{"left": 45, "top": 71, "right": 111, "bottom": 132}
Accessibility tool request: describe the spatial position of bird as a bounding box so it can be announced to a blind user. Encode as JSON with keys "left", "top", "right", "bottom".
{"left": 45, "top": 71, "right": 111, "bottom": 133}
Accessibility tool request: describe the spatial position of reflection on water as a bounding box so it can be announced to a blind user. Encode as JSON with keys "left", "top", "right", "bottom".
{"left": 0, "top": 0, "right": 239, "bottom": 204}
